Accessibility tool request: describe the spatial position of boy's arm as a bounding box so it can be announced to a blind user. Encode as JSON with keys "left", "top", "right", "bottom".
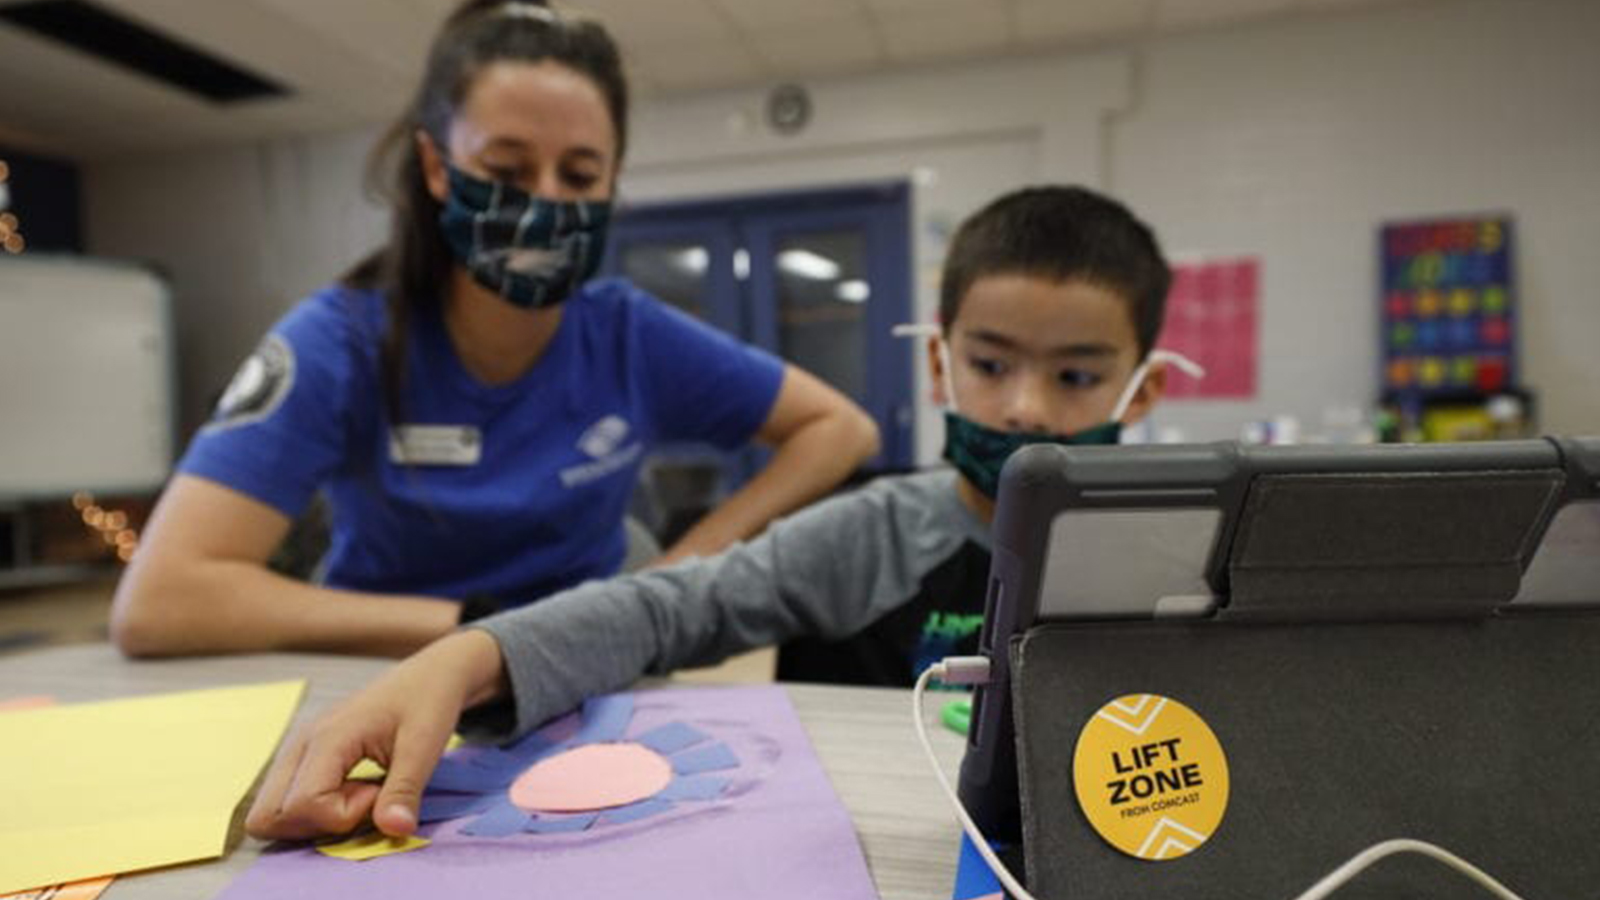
{"left": 469, "top": 479, "right": 943, "bottom": 736}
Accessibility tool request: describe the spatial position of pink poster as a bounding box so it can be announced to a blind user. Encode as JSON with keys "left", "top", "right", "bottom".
{"left": 1158, "top": 257, "right": 1259, "bottom": 399}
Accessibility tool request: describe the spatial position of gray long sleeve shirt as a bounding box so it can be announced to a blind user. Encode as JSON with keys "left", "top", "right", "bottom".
{"left": 469, "top": 470, "right": 991, "bottom": 738}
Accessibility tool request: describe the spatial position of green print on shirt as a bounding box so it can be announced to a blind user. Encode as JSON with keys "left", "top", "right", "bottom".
{"left": 922, "top": 611, "right": 985, "bottom": 641}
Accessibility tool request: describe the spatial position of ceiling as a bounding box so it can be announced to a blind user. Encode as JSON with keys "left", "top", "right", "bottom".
{"left": 0, "top": 0, "right": 1438, "bottom": 160}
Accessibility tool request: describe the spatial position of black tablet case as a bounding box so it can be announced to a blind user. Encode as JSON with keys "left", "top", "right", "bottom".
{"left": 1012, "top": 614, "right": 1600, "bottom": 899}
{"left": 975, "top": 438, "right": 1600, "bottom": 899}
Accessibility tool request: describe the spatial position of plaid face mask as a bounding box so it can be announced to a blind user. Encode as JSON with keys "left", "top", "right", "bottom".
{"left": 438, "top": 165, "right": 612, "bottom": 309}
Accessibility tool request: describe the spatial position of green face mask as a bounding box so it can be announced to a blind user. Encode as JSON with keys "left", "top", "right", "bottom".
{"left": 890, "top": 323, "right": 1204, "bottom": 502}
{"left": 942, "top": 411, "right": 1122, "bottom": 500}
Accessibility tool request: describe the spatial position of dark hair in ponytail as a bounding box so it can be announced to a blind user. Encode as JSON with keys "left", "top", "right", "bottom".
{"left": 343, "top": 0, "right": 629, "bottom": 423}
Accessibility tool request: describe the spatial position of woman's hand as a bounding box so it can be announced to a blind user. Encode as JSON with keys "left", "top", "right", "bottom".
{"left": 657, "top": 365, "right": 879, "bottom": 564}
{"left": 245, "top": 629, "right": 507, "bottom": 840}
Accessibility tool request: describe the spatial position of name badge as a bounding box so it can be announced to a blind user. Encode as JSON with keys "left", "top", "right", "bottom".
{"left": 389, "top": 425, "right": 482, "bottom": 466}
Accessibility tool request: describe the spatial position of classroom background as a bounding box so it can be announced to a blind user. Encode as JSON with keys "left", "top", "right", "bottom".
{"left": 1, "top": 0, "right": 1597, "bottom": 618}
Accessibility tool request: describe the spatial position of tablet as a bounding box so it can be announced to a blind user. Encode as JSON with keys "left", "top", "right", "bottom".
{"left": 957, "top": 436, "right": 1600, "bottom": 842}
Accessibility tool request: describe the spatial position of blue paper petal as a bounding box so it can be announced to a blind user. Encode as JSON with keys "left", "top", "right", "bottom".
{"left": 426, "top": 758, "right": 515, "bottom": 793}
{"left": 524, "top": 812, "right": 600, "bottom": 834}
{"left": 572, "top": 694, "right": 633, "bottom": 744}
{"left": 670, "top": 742, "right": 739, "bottom": 775}
{"left": 635, "top": 721, "right": 710, "bottom": 755}
{"left": 597, "top": 797, "right": 674, "bottom": 826}
{"left": 460, "top": 803, "right": 534, "bottom": 837}
{"left": 656, "top": 775, "right": 729, "bottom": 801}
{"left": 418, "top": 793, "right": 495, "bottom": 823}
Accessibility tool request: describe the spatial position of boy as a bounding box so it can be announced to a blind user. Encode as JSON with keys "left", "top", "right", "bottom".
{"left": 246, "top": 185, "right": 1176, "bottom": 841}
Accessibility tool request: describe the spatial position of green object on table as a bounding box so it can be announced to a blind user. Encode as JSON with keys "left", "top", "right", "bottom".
{"left": 941, "top": 697, "right": 972, "bottom": 735}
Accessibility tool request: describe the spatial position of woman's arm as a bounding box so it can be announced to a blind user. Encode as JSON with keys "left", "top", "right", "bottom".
{"left": 110, "top": 475, "right": 461, "bottom": 658}
{"left": 655, "top": 364, "right": 879, "bottom": 565}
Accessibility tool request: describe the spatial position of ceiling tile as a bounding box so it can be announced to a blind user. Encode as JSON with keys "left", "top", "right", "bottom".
{"left": 95, "top": 0, "right": 411, "bottom": 112}
{"left": 1154, "top": 0, "right": 1299, "bottom": 30}
{"left": 628, "top": 36, "right": 766, "bottom": 93}
{"left": 567, "top": 0, "right": 739, "bottom": 46}
{"left": 245, "top": 0, "right": 438, "bottom": 82}
{"left": 874, "top": 0, "right": 1009, "bottom": 64}
{"left": 743, "top": 16, "right": 884, "bottom": 78}
{"left": 1013, "top": 0, "right": 1155, "bottom": 43}
{"left": 711, "top": 0, "right": 870, "bottom": 30}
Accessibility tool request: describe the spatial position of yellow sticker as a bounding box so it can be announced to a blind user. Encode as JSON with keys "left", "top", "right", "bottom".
{"left": 316, "top": 832, "right": 430, "bottom": 862}
{"left": 1072, "top": 694, "right": 1229, "bottom": 861}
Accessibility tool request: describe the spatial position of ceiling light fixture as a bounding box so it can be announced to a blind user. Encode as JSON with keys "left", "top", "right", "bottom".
{"left": 835, "top": 279, "right": 871, "bottom": 303}
{"left": 777, "top": 249, "right": 841, "bottom": 281}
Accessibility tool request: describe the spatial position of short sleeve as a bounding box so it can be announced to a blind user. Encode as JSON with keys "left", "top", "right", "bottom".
{"left": 176, "top": 290, "right": 365, "bottom": 518}
{"left": 632, "top": 289, "right": 785, "bottom": 449}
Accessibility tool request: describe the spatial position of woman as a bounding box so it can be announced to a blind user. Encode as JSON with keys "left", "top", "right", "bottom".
{"left": 111, "top": 0, "right": 879, "bottom": 658}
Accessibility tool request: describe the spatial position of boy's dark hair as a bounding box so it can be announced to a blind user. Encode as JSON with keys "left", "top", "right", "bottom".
{"left": 939, "top": 186, "right": 1171, "bottom": 357}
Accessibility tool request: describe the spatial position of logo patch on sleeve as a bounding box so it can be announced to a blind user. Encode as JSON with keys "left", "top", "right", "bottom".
{"left": 205, "top": 333, "right": 296, "bottom": 431}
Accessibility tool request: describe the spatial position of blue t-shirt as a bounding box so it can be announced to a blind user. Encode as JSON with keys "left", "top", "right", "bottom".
{"left": 178, "top": 278, "right": 785, "bottom": 605}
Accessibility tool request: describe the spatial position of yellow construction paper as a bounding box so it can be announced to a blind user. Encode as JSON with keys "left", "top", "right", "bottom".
{"left": 0, "top": 875, "right": 113, "bottom": 900}
{"left": 0, "top": 680, "right": 305, "bottom": 894}
{"left": 0, "top": 698, "right": 115, "bottom": 900}
{"left": 316, "top": 832, "right": 431, "bottom": 861}
{"left": 347, "top": 734, "right": 466, "bottom": 780}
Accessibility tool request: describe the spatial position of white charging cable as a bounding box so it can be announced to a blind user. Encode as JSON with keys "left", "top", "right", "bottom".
{"left": 912, "top": 658, "right": 1531, "bottom": 900}
{"left": 1289, "top": 839, "right": 1529, "bottom": 900}
{"left": 913, "top": 657, "right": 1041, "bottom": 900}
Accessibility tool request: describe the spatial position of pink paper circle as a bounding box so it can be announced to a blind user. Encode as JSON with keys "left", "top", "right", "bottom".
{"left": 508, "top": 742, "right": 674, "bottom": 813}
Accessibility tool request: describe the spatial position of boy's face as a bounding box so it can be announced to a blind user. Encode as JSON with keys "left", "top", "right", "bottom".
{"left": 931, "top": 274, "right": 1163, "bottom": 435}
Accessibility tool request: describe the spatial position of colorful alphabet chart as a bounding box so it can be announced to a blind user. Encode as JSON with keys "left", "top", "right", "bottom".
{"left": 1158, "top": 256, "right": 1259, "bottom": 399}
{"left": 1380, "top": 216, "right": 1516, "bottom": 396}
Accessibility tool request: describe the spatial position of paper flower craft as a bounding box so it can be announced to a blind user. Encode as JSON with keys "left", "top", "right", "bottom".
{"left": 418, "top": 694, "right": 739, "bottom": 836}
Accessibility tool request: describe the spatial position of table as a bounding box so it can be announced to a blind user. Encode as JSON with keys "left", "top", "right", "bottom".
{"left": 0, "top": 643, "right": 970, "bottom": 899}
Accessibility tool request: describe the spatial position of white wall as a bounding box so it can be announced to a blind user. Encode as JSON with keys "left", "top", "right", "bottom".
{"left": 84, "top": 0, "right": 1600, "bottom": 455}
{"left": 87, "top": 130, "right": 385, "bottom": 434}
{"left": 1111, "top": 0, "right": 1600, "bottom": 441}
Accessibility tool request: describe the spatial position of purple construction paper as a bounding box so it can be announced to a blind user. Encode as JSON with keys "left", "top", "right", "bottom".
{"left": 218, "top": 685, "right": 879, "bottom": 900}
{"left": 597, "top": 797, "right": 675, "bottom": 826}
{"left": 458, "top": 803, "right": 532, "bottom": 837}
{"left": 669, "top": 741, "right": 739, "bottom": 775}
{"left": 656, "top": 775, "right": 728, "bottom": 802}
{"left": 524, "top": 812, "right": 598, "bottom": 834}
{"left": 635, "top": 721, "right": 710, "bottom": 755}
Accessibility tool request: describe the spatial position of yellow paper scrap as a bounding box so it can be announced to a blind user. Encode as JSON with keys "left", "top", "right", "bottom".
{"left": 0, "top": 680, "right": 305, "bottom": 895}
{"left": 316, "top": 832, "right": 431, "bottom": 862}
{"left": 347, "top": 734, "right": 466, "bottom": 780}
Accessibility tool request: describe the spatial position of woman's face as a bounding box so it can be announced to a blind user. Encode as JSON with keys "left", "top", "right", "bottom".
{"left": 421, "top": 59, "right": 618, "bottom": 203}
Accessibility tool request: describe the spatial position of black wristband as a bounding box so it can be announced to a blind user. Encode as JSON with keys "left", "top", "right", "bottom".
{"left": 458, "top": 593, "right": 502, "bottom": 625}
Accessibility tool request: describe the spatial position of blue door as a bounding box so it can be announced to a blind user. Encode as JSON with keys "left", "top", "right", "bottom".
{"left": 603, "top": 183, "right": 913, "bottom": 542}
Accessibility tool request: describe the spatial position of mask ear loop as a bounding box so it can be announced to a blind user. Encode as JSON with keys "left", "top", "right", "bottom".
{"left": 1109, "top": 349, "right": 1207, "bottom": 424}
{"left": 892, "top": 323, "right": 958, "bottom": 412}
